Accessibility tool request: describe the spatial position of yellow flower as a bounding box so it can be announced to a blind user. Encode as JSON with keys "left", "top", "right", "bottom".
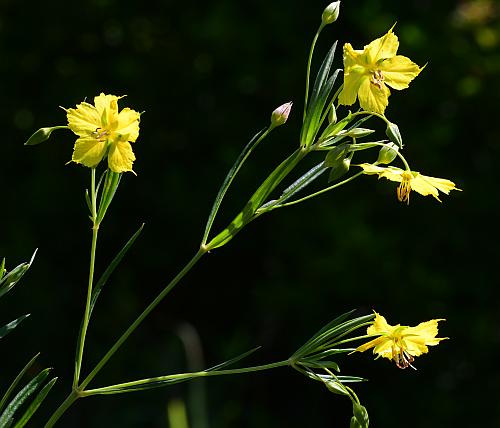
{"left": 65, "top": 93, "right": 140, "bottom": 173}
{"left": 338, "top": 27, "right": 424, "bottom": 114}
{"left": 358, "top": 163, "right": 460, "bottom": 204}
{"left": 355, "top": 312, "right": 447, "bottom": 369}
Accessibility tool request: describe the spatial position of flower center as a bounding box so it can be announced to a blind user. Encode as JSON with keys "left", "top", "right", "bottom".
{"left": 397, "top": 171, "right": 413, "bottom": 204}
{"left": 92, "top": 127, "right": 110, "bottom": 142}
{"left": 370, "top": 70, "right": 384, "bottom": 90}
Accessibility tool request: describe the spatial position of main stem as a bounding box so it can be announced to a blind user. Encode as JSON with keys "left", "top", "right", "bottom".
{"left": 73, "top": 168, "right": 99, "bottom": 387}
{"left": 79, "top": 249, "right": 206, "bottom": 390}
{"left": 46, "top": 250, "right": 206, "bottom": 427}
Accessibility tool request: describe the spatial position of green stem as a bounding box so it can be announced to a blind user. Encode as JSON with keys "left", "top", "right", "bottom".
{"left": 73, "top": 168, "right": 99, "bottom": 387}
{"left": 81, "top": 360, "right": 290, "bottom": 396}
{"left": 304, "top": 24, "right": 325, "bottom": 121}
{"left": 44, "top": 390, "right": 79, "bottom": 428}
{"left": 79, "top": 249, "right": 206, "bottom": 390}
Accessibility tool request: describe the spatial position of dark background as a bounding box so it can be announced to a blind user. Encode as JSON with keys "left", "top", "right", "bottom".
{"left": 0, "top": 0, "right": 498, "bottom": 427}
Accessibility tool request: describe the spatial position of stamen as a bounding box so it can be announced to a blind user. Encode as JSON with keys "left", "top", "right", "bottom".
{"left": 370, "top": 70, "right": 384, "bottom": 90}
{"left": 92, "top": 127, "right": 109, "bottom": 141}
{"left": 397, "top": 171, "right": 413, "bottom": 204}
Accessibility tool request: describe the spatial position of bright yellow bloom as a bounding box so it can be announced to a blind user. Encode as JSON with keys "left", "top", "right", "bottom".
{"left": 358, "top": 163, "right": 460, "bottom": 204}
{"left": 65, "top": 93, "right": 140, "bottom": 173}
{"left": 356, "top": 312, "right": 447, "bottom": 369}
{"left": 338, "top": 27, "right": 424, "bottom": 114}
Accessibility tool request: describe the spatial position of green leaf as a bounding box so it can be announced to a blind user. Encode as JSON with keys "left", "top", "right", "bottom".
{"left": 90, "top": 224, "right": 144, "bottom": 316}
{"left": 86, "top": 347, "right": 262, "bottom": 395}
{"left": 0, "top": 369, "right": 51, "bottom": 426}
{"left": 205, "top": 346, "right": 261, "bottom": 372}
{"left": 24, "top": 126, "right": 69, "bottom": 146}
{"left": 0, "top": 314, "right": 30, "bottom": 339}
{"left": 206, "top": 149, "right": 305, "bottom": 249}
{"left": 0, "top": 354, "right": 40, "bottom": 413}
{"left": 12, "top": 377, "right": 57, "bottom": 428}
{"left": 309, "top": 42, "right": 338, "bottom": 109}
{"left": 0, "top": 250, "right": 36, "bottom": 299}
{"left": 319, "top": 115, "right": 372, "bottom": 148}
{"left": 0, "top": 258, "right": 5, "bottom": 280}
{"left": 292, "top": 309, "right": 356, "bottom": 359}
{"left": 301, "top": 70, "right": 341, "bottom": 148}
{"left": 202, "top": 127, "right": 267, "bottom": 244}
{"left": 259, "top": 162, "right": 328, "bottom": 211}
{"left": 386, "top": 121, "right": 403, "bottom": 148}
{"left": 96, "top": 170, "right": 122, "bottom": 224}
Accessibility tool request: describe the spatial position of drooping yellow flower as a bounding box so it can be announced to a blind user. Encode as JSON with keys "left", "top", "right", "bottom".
{"left": 65, "top": 93, "right": 140, "bottom": 173}
{"left": 338, "top": 27, "right": 424, "bottom": 114}
{"left": 358, "top": 163, "right": 460, "bottom": 204}
{"left": 356, "top": 312, "right": 447, "bottom": 369}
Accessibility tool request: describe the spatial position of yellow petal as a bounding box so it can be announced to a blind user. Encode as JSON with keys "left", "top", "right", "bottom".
{"left": 406, "top": 319, "right": 446, "bottom": 344}
{"left": 380, "top": 55, "right": 423, "bottom": 90}
{"left": 67, "top": 102, "right": 101, "bottom": 137}
{"left": 108, "top": 140, "right": 136, "bottom": 173}
{"left": 358, "top": 164, "right": 405, "bottom": 183}
{"left": 419, "top": 175, "right": 459, "bottom": 195}
{"left": 355, "top": 335, "right": 386, "bottom": 353}
{"left": 94, "top": 93, "right": 120, "bottom": 129}
{"left": 339, "top": 44, "right": 369, "bottom": 106}
{"left": 364, "top": 28, "right": 399, "bottom": 64}
{"left": 117, "top": 108, "right": 140, "bottom": 142}
{"left": 357, "top": 77, "right": 390, "bottom": 114}
{"left": 367, "top": 312, "right": 393, "bottom": 335}
{"left": 71, "top": 136, "right": 107, "bottom": 168}
{"left": 401, "top": 336, "right": 429, "bottom": 356}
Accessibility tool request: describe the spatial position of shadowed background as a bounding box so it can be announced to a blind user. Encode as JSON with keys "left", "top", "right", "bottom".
{"left": 0, "top": 0, "right": 498, "bottom": 426}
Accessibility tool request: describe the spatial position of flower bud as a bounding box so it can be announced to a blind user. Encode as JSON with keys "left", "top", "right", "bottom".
{"left": 270, "top": 102, "right": 293, "bottom": 128}
{"left": 376, "top": 142, "right": 399, "bottom": 164}
{"left": 25, "top": 126, "right": 66, "bottom": 146}
{"left": 386, "top": 121, "right": 403, "bottom": 147}
{"left": 342, "top": 127, "right": 375, "bottom": 138}
{"left": 328, "top": 103, "right": 337, "bottom": 124}
{"left": 322, "top": 2, "right": 341, "bottom": 25}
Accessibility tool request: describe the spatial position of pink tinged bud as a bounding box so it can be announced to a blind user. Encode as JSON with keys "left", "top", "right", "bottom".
{"left": 271, "top": 102, "right": 293, "bottom": 127}
{"left": 322, "top": 1, "right": 341, "bottom": 25}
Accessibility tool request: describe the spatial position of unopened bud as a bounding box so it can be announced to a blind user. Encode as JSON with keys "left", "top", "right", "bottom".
{"left": 325, "top": 144, "right": 351, "bottom": 182}
{"left": 376, "top": 142, "right": 399, "bottom": 164}
{"left": 270, "top": 102, "right": 293, "bottom": 128}
{"left": 322, "top": 2, "right": 341, "bottom": 25}
{"left": 343, "top": 128, "right": 375, "bottom": 138}
{"left": 328, "top": 103, "right": 337, "bottom": 124}
{"left": 25, "top": 126, "right": 67, "bottom": 146}
{"left": 386, "top": 122, "right": 403, "bottom": 147}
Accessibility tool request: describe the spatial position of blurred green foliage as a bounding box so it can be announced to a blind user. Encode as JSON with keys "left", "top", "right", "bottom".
{"left": 0, "top": 0, "right": 498, "bottom": 426}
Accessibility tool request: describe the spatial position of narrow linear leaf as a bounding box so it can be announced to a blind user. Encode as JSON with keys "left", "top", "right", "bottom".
{"left": 0, "top": 369, "right": 51, "bottom": 426}
{"left": 86, "top": 347, "right": 262, "bottom": 395}
{"left": 205, "top": 346, "right": 261, "bottom": 372}
{"left": 96, "top": 170, "right": 122, "bottom": 224}
{"left": 262, "top": 162, "right": 328, "bottom": 211}
{"left": 0, "top": 354, "right": 40, "bottom": 413}
{"left": 207, "top": 149, "right": 304, "bottom": 249}
{"left": 90, "top": 223, "right": 145, "bottom": 316}
{"left": 292, "top": 310, "right": 356, "bottom": 358}
{"left": 202, "top": 128, "right": 267, "bottom": 244}
{"left": 0, "top": 314, "right": 30, "bottom": 339}
{"left": 12, "top": 377, "right": 58, "bottom": 428}
{"left": 0, "top": 259, "right": 5, "bottom": 280}
{"left": 309, "top": 42, "right": 338, "bottom": 108}
{"left": 0, "top": 250, "right": 37, "bottom": 299}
